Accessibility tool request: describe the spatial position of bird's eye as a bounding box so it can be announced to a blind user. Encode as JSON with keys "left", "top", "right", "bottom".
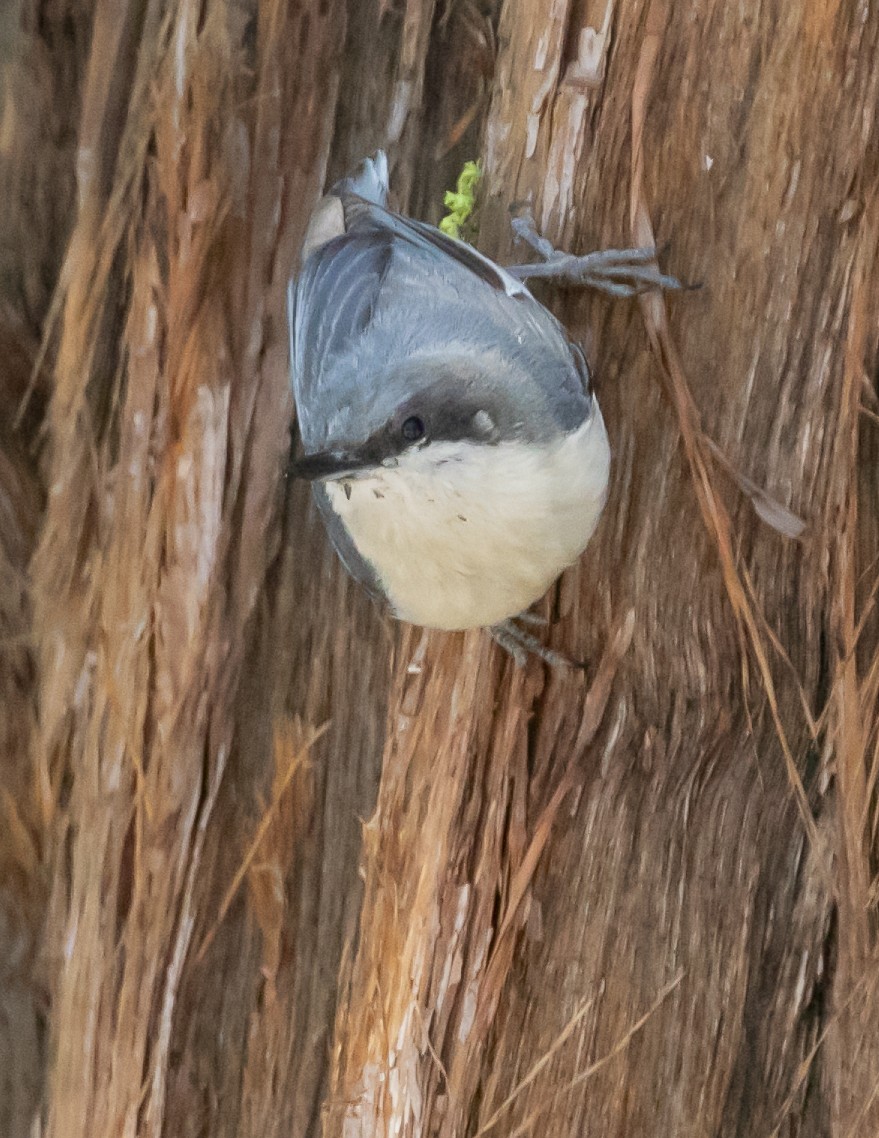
{"left": 401, "top": 415, "right": 426, "bottom": 443}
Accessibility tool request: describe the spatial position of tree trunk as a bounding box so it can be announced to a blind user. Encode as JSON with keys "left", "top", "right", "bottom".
{"left": 1, "top": 1, "right": 878, "bottom": 1136}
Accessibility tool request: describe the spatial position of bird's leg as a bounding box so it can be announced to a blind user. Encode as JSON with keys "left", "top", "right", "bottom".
{"left": 506, "top": 210, "right": 684, "bottom": 298}
{"left": 489, "top": 618, "right": 584, "bottom": 670}
{"left": 510, "top": 609, "right": 549, "bottom": 628}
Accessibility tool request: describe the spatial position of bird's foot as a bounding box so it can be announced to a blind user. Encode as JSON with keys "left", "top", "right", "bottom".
{"left": 509, "top": 609, "right": 549, "bottom": 628}
{"left": 506, "top": 209, "right": 684, "bottom": 298}
{"left": 489, "top": 616, "right": 584, "bottom": 670}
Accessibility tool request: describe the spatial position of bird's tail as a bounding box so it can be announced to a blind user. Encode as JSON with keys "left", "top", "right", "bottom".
{"left": 300, "top": 152, "right": 390, "bottom": 263}
{"left": 334, "top": 151, "right": 389, "bottom": 206}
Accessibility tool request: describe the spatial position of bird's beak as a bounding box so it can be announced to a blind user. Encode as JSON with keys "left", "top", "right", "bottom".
{"left": 288, "top": 449, "right": 378, "bottom": 482}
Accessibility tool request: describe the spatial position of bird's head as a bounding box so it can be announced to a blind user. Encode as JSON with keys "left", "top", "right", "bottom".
{"left": 289, "top": 352, "right": 588, "bottom": 484}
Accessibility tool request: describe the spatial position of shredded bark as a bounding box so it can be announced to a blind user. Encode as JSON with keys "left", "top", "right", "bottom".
{"left": 0, "top": 1, "right": 878, "bottom": 1136}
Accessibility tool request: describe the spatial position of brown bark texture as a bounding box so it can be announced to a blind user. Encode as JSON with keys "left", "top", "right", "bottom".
{"left": 0, "top": 0, "right": 878, "bottom": 1136}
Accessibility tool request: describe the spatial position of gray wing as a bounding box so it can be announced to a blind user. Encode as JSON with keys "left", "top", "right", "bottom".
{"left": 288, "top": 228, "right": 395, "bottom": 446}
{"left": 340, "top": 195, "right": 531, "bottom": 300}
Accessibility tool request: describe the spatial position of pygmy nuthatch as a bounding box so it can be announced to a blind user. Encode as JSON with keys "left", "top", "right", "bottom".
{"left": 288, "top": 153, "right": 670, "bottom": 660}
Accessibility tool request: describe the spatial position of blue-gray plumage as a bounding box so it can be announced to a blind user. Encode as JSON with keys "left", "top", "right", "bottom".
{"left": 288, "top": 153, "right": 612, "bottom": 642}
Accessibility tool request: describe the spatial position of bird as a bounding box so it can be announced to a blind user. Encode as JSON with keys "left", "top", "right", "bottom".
{"left": 287, "top": 152, "right": 674, "bottom": 663}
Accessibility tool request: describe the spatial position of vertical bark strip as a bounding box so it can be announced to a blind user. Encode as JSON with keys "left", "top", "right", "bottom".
{"left": 0, "top": 318, "right": 43, "bottom": 1138}
{"left": 29, "top": 0, "right": 344, "bottom": 1135}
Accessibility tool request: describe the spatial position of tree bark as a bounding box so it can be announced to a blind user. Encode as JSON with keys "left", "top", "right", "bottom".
{"left": 1, "top": 1, "right": 878, "bottom": 1136}
{"left": 0, "top": 312, "right": 44, "bottom": 1138}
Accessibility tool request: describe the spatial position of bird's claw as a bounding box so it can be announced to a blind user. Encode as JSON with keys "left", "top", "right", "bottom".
{"left": 489, "top": 617, "right": 584, "bottom": 670}
{"left": 507, "top": 209, "right": 684, "bottom": 298}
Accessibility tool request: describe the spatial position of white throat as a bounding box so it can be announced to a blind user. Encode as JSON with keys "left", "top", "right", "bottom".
{"left": 324, "top": 412, "right": 610, "bottom": 630}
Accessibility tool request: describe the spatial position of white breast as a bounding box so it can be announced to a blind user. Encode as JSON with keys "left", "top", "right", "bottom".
{"left": 324, "top": 411, "right": 611, "bottom": 630}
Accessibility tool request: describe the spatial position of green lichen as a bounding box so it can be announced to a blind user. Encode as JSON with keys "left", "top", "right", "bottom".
{"left": 439, "top": 160, "right": 482, "bottom": 240}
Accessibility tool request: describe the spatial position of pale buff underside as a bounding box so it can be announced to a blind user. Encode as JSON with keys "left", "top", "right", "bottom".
{"left": 324, "top": 412, "right": 611, "bottom": 630}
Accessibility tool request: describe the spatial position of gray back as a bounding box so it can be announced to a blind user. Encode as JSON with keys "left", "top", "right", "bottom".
{"left": 288, "top": 196, "right": 592, "bottom": 452}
